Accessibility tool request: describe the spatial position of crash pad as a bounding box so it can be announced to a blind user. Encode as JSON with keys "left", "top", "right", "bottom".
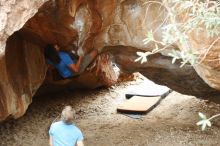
{"left": 117, "top": 96, "right": 162, "bottom": 114}
{"left": 125, "top": 80, "right": 170, "bottom": 99}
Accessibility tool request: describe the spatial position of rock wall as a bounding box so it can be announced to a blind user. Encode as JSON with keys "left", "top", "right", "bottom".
{"left": 105, "top": 46, "right": 220, "bottom": 97}
{"left": 0, "top": 32, "right": 47, "bottom": 121}
{"left": 0, "top": 0, "right": 48, "bottom": 121}
{"left": 0, "top": 0, "right": 119, "bottom": 121}
{"left": 0, "top": 0, "right": 48, "bottom": 54}
{"left": 0, "top": 0, "right": 220, "bottom": 121}
{"left": 30, "top": 0, "right": 218, "bottom": 92}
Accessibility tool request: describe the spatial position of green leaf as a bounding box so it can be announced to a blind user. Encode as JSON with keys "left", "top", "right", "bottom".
{"left": 147, "top": 30, "right": 154, "bottom": 41}
{"left": 135, "top": 52, "right": 151, "bottom": 64}
{"left": 198, "top": 112, "right": 207, "bottom": 120}
{"left": 196, "top": 112, "right": 212, "bottom": 131}
{"left": 172, "top": 57, "right": 177, "bottom": 64}
{"left": 196, "top": 120, "right": 204, "bottom": 126}
{"left": 136, "top": 52, "right": 145, "bottom": 56}
{"left": 206, "top": 120, "right": 211, "bottom": 127}
{"left": 134, "top": 56, "right": 142, "bottom": 62}
{"left": 143, "top": 39, "right": 150, "bottom": 45}
{"left": 201, "top": 122, "right": 206, "bottom": 131}
{"left": 141, "top": 56, "right": 147, "bottom": 64}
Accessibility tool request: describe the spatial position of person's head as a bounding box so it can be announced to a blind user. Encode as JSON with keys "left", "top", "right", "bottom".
{"left": 61, "top": 106, "right": 76, "bottom": 124}
{"left": 65, "top": 44, "right": 78, "bottom": 52}
{"left": 44, "top": 44, "right": 61, "bottom": 65}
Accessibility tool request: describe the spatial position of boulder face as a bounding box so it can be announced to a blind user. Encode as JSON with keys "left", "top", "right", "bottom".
{"left": 0, "top": 0, "right": 220, "bottom": 121}
{"left": 0, "top": 0, "right": 119, "bottom": 121}
{"left": 0, "top": 0, "right": 48, "bottom": 54}
{"left": 105, "top": 46, "right": 220, "bottom": 97}
{"left": 0, "top": 0, "right": 48, "bottom": 121}
{"left": 0, "top": 32, "right": 47, "bottom": 121}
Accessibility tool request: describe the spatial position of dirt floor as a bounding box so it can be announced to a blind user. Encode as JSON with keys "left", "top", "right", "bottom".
{"left": 1, "top": 76, "right": 220, "bottom": 146}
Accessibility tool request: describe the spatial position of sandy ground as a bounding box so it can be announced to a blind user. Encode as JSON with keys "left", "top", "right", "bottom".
{"left": 1, "top": 77, "right": 220, "bottom": 146}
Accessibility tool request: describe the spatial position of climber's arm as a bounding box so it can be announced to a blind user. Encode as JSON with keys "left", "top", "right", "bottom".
{"left": 68, "top": 56, "right": 83, "bottom": 72}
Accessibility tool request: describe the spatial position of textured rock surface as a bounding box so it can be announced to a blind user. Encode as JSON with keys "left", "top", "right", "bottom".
{"left": 105, "top": 46, "right": 220, "bottom": 97}
{"left": 0, "top": 0, "right": 48, "bottom": 54}
{"left": 0, "top": 0, "right": 47, "bottom": 121}
{"left": 0, "top": 0, "right": 220, "bottom": 121}
{"left": 0, "top": 32, "right": 47, "bottom": 121}
{"left": 25, "top": 0, "right": 219, "bottom": 94}
{"left": 190, "top": 34, "right": 220, "bottom": 90}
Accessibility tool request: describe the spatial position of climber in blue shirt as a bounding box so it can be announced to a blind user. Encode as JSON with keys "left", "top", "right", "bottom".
{"left": 44, "top": 44, "right": 97, "bottom": 78}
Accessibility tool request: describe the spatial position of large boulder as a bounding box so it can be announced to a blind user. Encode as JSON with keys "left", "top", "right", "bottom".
{"left": 0, "top": 0, "right": 48, "bottom": 53}
{"left": 0, "top": 0, "right": 48, "bottom": 121}
{"left": 0, "top": 0, "right": 220, "bottom": 121}
{"left": 0, "top": 0, "right": 118, "bottom": 121}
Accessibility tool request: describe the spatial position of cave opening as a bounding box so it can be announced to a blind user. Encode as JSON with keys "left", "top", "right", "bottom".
{"left": 2, "top": 0, "right": 220, "bottom": 123}
{"left": 1, "top": 0, "right": 220, "bottom": 145}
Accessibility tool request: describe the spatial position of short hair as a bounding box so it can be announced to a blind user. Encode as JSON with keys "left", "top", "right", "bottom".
{"left": 61, "top": 106, "right": 76, "bottom": 124}
{"left": 44, "top": 44, "right": 61, "bottom": 65}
